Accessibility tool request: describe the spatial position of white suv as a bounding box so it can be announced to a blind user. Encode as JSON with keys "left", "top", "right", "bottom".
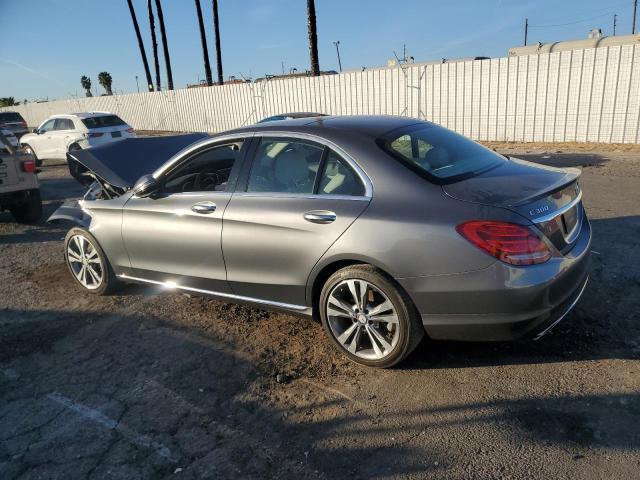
{"left": 20, "top": 112, "right": 136, "bottom": 162}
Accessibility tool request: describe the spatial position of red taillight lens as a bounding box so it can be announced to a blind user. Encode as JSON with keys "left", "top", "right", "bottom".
{"left": 126, "top": 128, "right": 134, "bottom": 133}
{"left": 88, "top": 132, "right": 104, "bottom": 138}
{"left": 456, "top": 221, "right": 552, "bottom": 266}
{"left": 21, "top": 160, "right": 36, "bottom": 173}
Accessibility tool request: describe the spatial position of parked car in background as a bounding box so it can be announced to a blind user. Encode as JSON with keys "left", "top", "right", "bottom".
{"left": 19, "top": 112, "right": 135, "bottom": 164}
{"left": 257, "top": 112, "right": 327, "bottom": 123}
{"left": 0, "top": 128, "right": 19, "bottom": 152}
{"left": 0, "top": 131, "right": 42, "bottom": 223}
{"left": 0, "top": 111, "right": 29, "bottom": 140}
{"left": 50, "top": 116, "right": 591, "bottom": 368}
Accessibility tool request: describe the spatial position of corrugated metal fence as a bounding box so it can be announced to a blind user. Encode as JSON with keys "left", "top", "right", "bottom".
{"left": 4, "top": 44, "right": 640, "bottom": 143}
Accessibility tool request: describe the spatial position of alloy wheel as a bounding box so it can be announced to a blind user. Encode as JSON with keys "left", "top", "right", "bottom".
{"left": 326, "top": 279, "right": 400, "bottom": 360}
{"left": 67, "top": 235, "right": 103, "bottom": 290}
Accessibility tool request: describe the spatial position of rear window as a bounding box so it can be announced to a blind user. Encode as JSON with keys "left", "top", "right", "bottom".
{"left": 81, "top": 115, "right": 127, "bottom": 129}
{"left": 0, "top": 112, "right": 25, "bottom": 122}
{"left": 378, "top": 124, "right": 505, "bottom": 184}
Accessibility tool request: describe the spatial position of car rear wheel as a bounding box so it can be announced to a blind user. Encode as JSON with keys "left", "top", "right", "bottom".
{"left": 10, "top": 189, "right": 42, "bottom": 224}
{"left": 64, "top": 228, "right": 119, "bottom": 295}
{"left": 319, "top": 265, "right": 424, "bottom": 368}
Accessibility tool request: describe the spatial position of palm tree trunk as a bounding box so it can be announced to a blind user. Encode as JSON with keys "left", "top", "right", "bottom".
{"left": 194, "top": 0, "right": 213, "bottom": 86}
{"left": 126, "top": 0, "right": 154, "bottom": 91}
{"left": 307, "top": 0, "right": 320, "bottom": 76}
{"left": 155, "top": 0, "right": 174, "bottom": 90}
{"left": 212, "top": 0, "right": 223, "bottom": 85}
{"left": 148, "top": 0, "right": 161, "bottom": 91}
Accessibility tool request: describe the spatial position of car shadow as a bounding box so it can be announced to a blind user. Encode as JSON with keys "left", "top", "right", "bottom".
{"left": 1, "top": 308, "right": 638, "bottom": 479}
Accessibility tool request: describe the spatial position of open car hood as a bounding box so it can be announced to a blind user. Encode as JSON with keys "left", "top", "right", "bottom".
{"left": 67, "top": 133, "right": 208, "bottom": 189}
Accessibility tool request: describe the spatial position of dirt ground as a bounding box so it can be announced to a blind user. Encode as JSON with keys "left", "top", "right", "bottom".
{"left": 1, "top": 143, "right": 639, "bottom": 479}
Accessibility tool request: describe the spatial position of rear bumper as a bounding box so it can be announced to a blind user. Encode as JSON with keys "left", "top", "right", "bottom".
{"left": 397, "top": 215, "right": 592, "bottom": 341}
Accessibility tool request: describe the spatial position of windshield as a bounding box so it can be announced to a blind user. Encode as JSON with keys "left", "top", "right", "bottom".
{"left": 81, "top": 115, "right": 127, "bottom": 129}
{"left": 378, "top": 123, "right": 505, "bottom": 183}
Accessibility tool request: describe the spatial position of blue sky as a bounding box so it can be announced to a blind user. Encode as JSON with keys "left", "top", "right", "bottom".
{"left": 0, "top": 0, "right": 634, "bottom": 100}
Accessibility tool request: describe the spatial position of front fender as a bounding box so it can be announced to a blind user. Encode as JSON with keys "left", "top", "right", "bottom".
{"left": 47, "top": 199, "right": 91, "bottom": 228}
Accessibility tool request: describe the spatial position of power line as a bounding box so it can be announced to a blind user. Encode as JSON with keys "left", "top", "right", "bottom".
{"left": 529, "top": 2, "right": 631, "bottom": 28}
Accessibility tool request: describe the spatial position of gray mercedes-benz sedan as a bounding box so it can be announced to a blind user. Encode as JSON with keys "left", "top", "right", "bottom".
{"left": 52, "top": 116, "right": 591, "bottom": 367}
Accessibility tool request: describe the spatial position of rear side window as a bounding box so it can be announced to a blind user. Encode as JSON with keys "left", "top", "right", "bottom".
{"left": 54, "top": 118, "right": 75, "bottom": 130}
{"left": 247, "top": 138, "right": 323, "bottom": 194}
{"left": 0, "top": 112, "right": 24, "bottom": 122}
{"left": 81, "top": 115, "right": 126, "bottom": 129}
{"left": 318, "top": 150, "right": 365, "bottom": 196}
{"left": 378, "top": 124, "right": 505, "bottom": 183}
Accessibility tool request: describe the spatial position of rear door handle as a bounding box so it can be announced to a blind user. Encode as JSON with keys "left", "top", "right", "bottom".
{"left": 303, "top": 210, "right": 337, "bottom": 224}
{"left": 191, "top": 201, "right": 217, "bottom": 214}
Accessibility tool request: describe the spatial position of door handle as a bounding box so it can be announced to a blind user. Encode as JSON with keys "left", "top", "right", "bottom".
{"left": 191, "top": 201, "right": 217, "bottom": 214}
{"left": 303, "top": 210, "right": 337, "bottom": 224}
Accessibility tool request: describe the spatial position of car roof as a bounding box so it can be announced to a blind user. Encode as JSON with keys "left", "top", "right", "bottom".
{"left": 232, "top": 115, "right": 427, "bottom": 138}
{"left": 70, "top": 111, "right": 118, "bottom": 119}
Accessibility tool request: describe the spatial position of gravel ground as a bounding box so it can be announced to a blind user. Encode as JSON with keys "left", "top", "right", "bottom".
{"left": 1, "top": 144, "right": 639, "bottom": 479}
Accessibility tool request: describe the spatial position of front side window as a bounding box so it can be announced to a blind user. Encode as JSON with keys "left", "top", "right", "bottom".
{"left": 39, "top": 119, "right": 56, "bottom": 133}
{"left": 247, "top": 138, "right": 323, "bottom": 194}
{"left": 163, "top": 141, "right": 243, "bottom": 194}
{"left": 379, "top": 124, "right": 505, "bottom": 183}
{"left": 318, "top": 150, "right": 365, "bottom": 196}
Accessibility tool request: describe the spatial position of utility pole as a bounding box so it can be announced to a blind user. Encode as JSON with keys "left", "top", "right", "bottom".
{"left": 135, "top": 75, "right": 140, "bottom": 93}
{"left": 524, "top": 18, "right": 528, "bottom": 46}
{"left": 613, "top": 14, "right": 617, "bottom": 36}
{"left": 633, "top": 0, "right": 638, "bottom": 34}
{"left": 333, "top": 41, "right": 342, "bottom": 72}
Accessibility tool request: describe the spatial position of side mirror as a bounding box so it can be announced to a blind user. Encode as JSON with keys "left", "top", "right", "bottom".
{"left": 32, "top": 128, "right": 39, "bottom": 134}
{"left": 133, "top": 174, "right": 160, "bottom": 198}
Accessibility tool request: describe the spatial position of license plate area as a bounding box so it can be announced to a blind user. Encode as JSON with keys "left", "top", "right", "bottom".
{"left": 560, "top": 203, "right": 581, "bottom": 243}
{"left": 111, "top": 131, "right": 122, "bottom": 138}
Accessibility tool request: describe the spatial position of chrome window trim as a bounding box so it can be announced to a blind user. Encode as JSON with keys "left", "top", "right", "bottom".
{"left": 118, "top": 273, "right": 308, "bottom": 311}
{"left": 232, "top": 192, "right": 370, "bottom": 202}
{"left": 531, "top": 190, "right": 583, "bottom": 224}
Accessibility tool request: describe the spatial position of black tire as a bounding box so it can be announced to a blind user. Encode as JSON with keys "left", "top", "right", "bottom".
{"left": 10, "top": 189, "right": 42, "bottom": 224}
{"left": 319, "top": 264, "right": 424, "bottom": 368}
{"left": 64, "top": 227, "right": 120, "bottom": 295}
{"left": 23, "top": 144, "right": 41, "bottom": 167}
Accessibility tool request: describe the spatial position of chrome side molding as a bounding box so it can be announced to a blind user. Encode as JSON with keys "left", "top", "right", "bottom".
{"left": 118, "top": 273, "right": 309, "bottom": 312}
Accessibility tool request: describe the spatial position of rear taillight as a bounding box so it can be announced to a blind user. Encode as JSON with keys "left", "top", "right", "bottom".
{"left": 88, "top": 132, "right": 104, "bottom": 138}
{"left": 21, "top": 160, "right": 36, "bottom": 173}
{"left": 126, "top": 127, "right": 134, "bottom": 133}
{"left": 456, "top": 221, "right": 552, "bottom": 266}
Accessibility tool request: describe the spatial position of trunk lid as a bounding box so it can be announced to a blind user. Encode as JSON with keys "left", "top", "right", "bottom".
{"left": 443, "top": 157, "right": 584, "bottom": 253}
{"left": 0, "top": 155, "right": 20, "bottom": 186}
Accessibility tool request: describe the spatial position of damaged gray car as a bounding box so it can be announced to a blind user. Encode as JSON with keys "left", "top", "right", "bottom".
{"left": 50, "top": 116, "right": 591, "bottom": 367}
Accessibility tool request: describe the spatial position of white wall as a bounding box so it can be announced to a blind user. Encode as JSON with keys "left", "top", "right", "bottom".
{"left": 4, "top": 44, "right": 640, "bottom": 143}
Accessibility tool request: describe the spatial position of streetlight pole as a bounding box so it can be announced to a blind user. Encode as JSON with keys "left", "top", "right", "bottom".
{"left": 135, "top": 75, "right": 140, "bottom": 93}
{"left": 613, "top": 14, "right": 617, "bottom": 36}
{"left": 524, "top": 18, "right": 528, "bottom": 46}
{"left": 633, "top": 0, "right": 638, "bottom": 35}
{"left": 333, "top": 41, "right": 342, "bottom": 72}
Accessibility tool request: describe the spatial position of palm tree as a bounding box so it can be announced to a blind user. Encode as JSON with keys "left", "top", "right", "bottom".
{"left": 155, "top": 0, "right": 173, "bottom": 90}
{"left": 98, "top": 72, "right": 114, "bottom": 95}
{"left": 307, "top": 0, "right": 320, "bottom": 76}
{"left": 0, "top": 97, "right": 17, "bottom": 107}
{"left": 80, "top": 76, "right": 93, "bottom": 97}
{"left": 147, "top": 0, "right": 161, "bottom": 91}
{"left": 194, "top": 0, "right": 213, "bottom": 86}
{"left": 126, "top": 0, "right": 154, "bottom": 91}
{"left": 212, "top": 0, "right": 223, "bottom": 85}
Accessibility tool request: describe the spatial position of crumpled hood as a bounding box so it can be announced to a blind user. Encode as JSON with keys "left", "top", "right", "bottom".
{"left": 67, "top": 133, "right": 208, "bottom": 189}
{"left": 442, "top": 157, "right": 581, "bottom": 208}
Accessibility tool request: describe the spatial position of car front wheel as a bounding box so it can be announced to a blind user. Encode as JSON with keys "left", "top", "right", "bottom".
{"left": 64, "top": 228, "right": 118, "bottom": 295}
{"left": 319, "top": 265, "right": 424, "bottom": 368}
